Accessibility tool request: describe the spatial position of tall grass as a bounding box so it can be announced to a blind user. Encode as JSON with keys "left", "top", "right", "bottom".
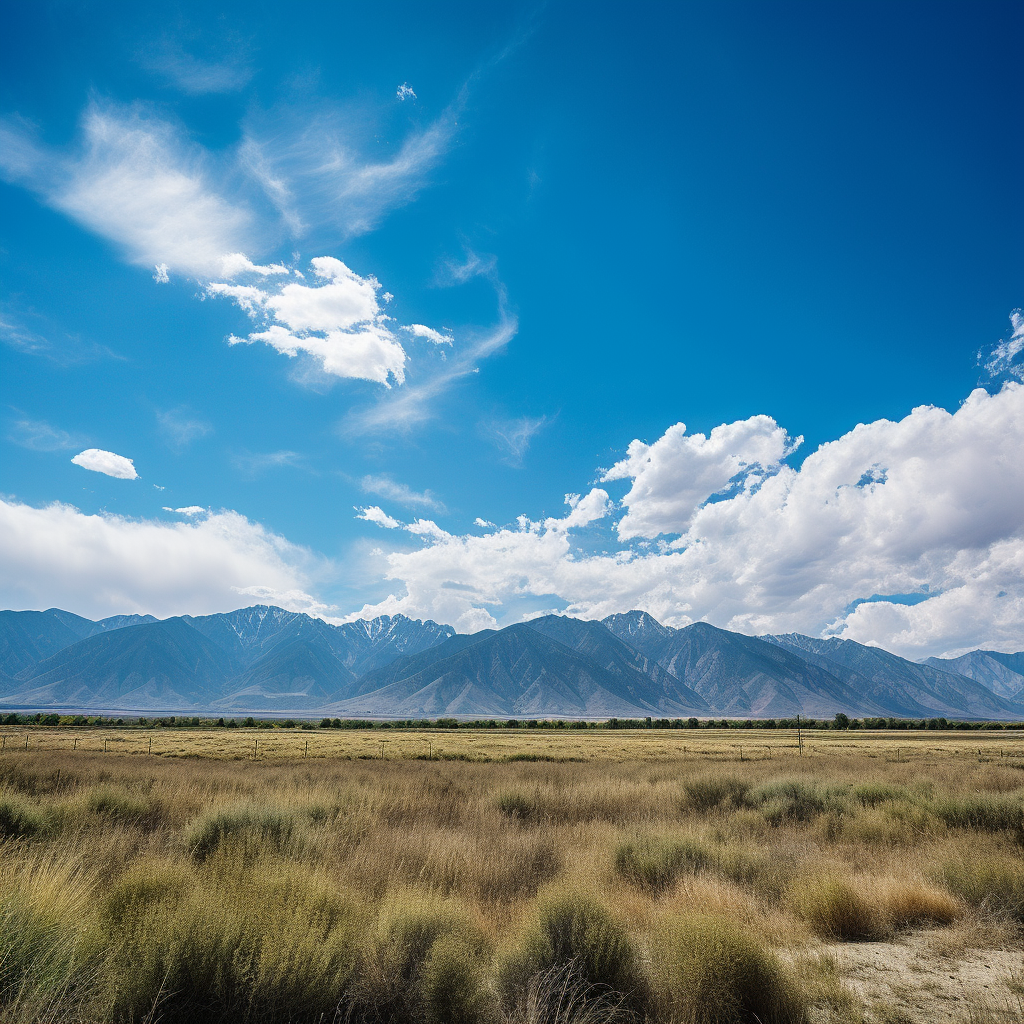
{"left": 0, "top": 747, "right": 1020, "bottom": 1022}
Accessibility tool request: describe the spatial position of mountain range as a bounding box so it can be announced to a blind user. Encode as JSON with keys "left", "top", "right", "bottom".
{"left": 1, "top": 605, "right": 1022, "bottom": 719}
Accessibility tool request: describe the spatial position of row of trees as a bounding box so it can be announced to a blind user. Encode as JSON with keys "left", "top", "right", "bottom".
{"left": 3, "top": 711, "right": 1019, "bottom": 731}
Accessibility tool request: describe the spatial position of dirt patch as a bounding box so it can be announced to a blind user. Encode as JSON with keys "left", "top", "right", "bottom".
{"left": 819, "top": 929, "right": 1024, "bottom": 1022}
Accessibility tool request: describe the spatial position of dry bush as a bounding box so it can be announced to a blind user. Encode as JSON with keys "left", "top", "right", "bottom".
{"left": 935, "top": 855, "right": 1024, "bottom": 921}
{"left": 653, "top": 912, "right": 806, "bottom": 1024}
{"left": 790, "top": 874, "right": 888, "bottom": 941}
{"left": 614, "top": 835, "right": 713, "bottom": 893}
{"left": 683, "top": 774, "right": 751, "bottom": 812}
{"left": 497, "top": 885, "right": 649, "bottom": 1017}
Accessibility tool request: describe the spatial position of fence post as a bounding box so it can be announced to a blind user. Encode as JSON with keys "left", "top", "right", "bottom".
{"left": 73, "top": 737, "right": 78, "bottom": 751}
{"left": 254, "top": 739, "right": 258, "bottom": 761}
{"left": 104, "top": 739, "right": 108, "bottom": 753}
{"left": 149, "top": 737, "right": 152, "bottom": 755}
{"left": 25, "top": 734, "right": 28, "bottom": 750}
{"left": 304, "top": 740, "right": 308, "bottom": 759}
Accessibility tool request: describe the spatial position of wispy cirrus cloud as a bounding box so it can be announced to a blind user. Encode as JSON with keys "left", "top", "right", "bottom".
{"left": 140, "top": 39, "right": 255, "bottom": 96}
{"left": 360, "top": 474, "right": 445, "bottom": 512}
{"left": 232, "top": 450, "right": 306, "bottom": 477}
{"left": 156, "top": 406, "right": 213, "bottom": 450}
{"left": 6, "top": 416, "right": 84, "bottom": 452}
{"left": 485, "top": 414, "right": 549, "bottom": 466}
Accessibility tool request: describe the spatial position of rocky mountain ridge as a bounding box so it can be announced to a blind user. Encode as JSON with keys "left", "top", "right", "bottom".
{"left": 0, "top": 606, "right": 1021, "bottom": 719}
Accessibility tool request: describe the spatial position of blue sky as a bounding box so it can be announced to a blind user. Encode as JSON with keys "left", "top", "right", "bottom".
{"left": 2, "top": 1, "right": 1022, "bottom": 658}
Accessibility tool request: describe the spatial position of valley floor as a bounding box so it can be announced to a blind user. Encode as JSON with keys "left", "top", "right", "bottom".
{"left": 1, "top": 733, "right": 1023, "bottom": 1023}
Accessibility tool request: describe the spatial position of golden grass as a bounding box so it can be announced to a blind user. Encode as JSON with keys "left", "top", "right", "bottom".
{"left": 0, "top": 736, "right": 1021, "bottom": 1022}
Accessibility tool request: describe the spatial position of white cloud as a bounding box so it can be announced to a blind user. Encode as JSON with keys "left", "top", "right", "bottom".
{"left": 360, "top": 475, "right": 445, "bottom": 511}
{"left": 357, "top": 506, "right": 402, "bottom": 529}
{"left": 153, "top": 263, "right": 170, "bottom": 283}
{"left": 343, "top": 307, "right": 518, "bottom": 434}
{"left": 603, "top": 415, "right": 798, "bottom": 539}
{"left": 0, "top": 499, "right": 325, "bottom": 620}
{"left": 474, "top": 518, "right": 495, "bottom": 528}
{"left": 984, "top": 309, "right": 1024, "bottom": 382}
{"left": 71, "top": 449, "right": 138, "bottom": 480}
{"left": 348, "top": 385, "right": 1024, "bottom": 658}
{"left": 0, "top": 103, "right": 257, "bottom": 277}
{"left": 218, "top": 253, "right": 290, "bottom": 278}
{"left": 402, "top": 324, "right": 453, "bottom": 345}
{"left": 165, "top": 506, "right": 206, "bottom": 516}
{"left": 238, "top": 97, "right": 454, "bottom": 240}
{"left": 397, "top": 83, "right": 417, "bottom": 101}
{"left": 210, "top": 256, "right": 410, "bottom": 386}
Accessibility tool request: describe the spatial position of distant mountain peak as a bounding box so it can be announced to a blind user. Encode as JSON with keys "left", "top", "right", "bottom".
{"left": 601, "top": 609, "right": 671, "bottom": 639}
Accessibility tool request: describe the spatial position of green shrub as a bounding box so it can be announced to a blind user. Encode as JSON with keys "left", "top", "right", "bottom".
{"left": 717, "top": 847, "right": 791, "bottom": 903}
{"left": 683, "top": 775, "right": 750, "bottom": 812}
{"left": 748, "top": 778, "right": 848, "bottom": 824}
{"left": 852, "top": 783, "right": 910, "bottom": 807}
{"left": 103, "top": 866, "right": 362, "bottom": 1022}
{"left": 935, "top": 857, "right": 1024, "bottom": 920}
{"left": 791, "top": 876, "right": 887, "bottom": 940}
{"left": 355, "top": 900, "right": 489, "bottom": 1024}
{"left": 86, "top": 786, "right": 156, "bottom": 825}
{"left": 614, "top": 836, "right": 713, "bottom": 893}
{"left": 497, "top": 791, "right": 541, "bottom": 821}
{"left": 184, "top": 804, "right": 300, "bottom": 862}
{"left": 654, "top": 913, "right": 805, "bottom": 1024}
{"left": 498, "top": 887, "right": 649, "bottom": 1016}
{"left": 0, "top": 795, "right": 47, "bottom": 839}
{"left": 931, "top": 793, "right": 1024, "bottom": 833}
{"left": 420, "top": 933, "right": 490, "bottom": 1024}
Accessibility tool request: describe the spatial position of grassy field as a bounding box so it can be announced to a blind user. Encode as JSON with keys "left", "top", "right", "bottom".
{"left": 6, "top": 724, "right": 1024, "bottom": 763}
{"left": 1, "top": 730, "right": 1023, "bottom": 1023}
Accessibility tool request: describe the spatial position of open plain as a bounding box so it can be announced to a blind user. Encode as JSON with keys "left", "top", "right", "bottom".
{"left": 1, "top": 729, "right": 1023, "bottom": 1023}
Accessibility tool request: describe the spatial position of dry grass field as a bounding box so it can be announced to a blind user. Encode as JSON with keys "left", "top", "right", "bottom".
{"left": 1, "top": 728, "right": 1023, "bottom": 1023}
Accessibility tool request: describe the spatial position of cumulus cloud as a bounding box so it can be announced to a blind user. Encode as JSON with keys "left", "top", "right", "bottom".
{"left": 357, "top": 506, "right": 402, "bottom": 529}
{"left": 402, "top": 324, "right": 452, "bottom": 345}
{"left": 71, "top": 449, "right": 138, "bottom": 480}
{"left": 603, "top": 415, "right": 798, "bottom": 538}
{"left": 0, "top": 499, "right": 325, "bottom": 620}
{"left": 348, "top": 385, "right": 1024, "bottom": 657}
{"left": 210, "top": 256, "right": 425, "bottom": 386}
{"left": 396, "top": 83, "right": 417, "bottom": 101}
{"left": 360, "top": 475, "right": 444, "bottom": 511}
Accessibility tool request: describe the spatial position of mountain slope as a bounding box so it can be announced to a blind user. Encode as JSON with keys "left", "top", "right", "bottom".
{"left": 324, "top": 624, "right": 703, "bottom": 717}
{"left": 15, "top": 618, "right": 234, "bottom": 709}
{"left": 0, "top": 610, "right": 86, "bottom": 681}
{"left": 602, "top": 613, "right": 885, "bottom": 716}
{"left": 923, "top": 651, "right": 1024, "bottom": 700}
{"left": 525, "top": 615, "right": 712, "bottom": 714}
{"left": 766, "top": 634, "right": 1024, "bottom": 720}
